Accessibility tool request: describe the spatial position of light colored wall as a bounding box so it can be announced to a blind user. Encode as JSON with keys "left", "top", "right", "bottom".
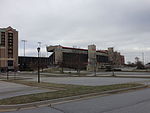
{"left": 87, "top": 45, "right": 96, "bottom": 71}
{"left": 54, "top": 46, "right": 63, "bottom": 65}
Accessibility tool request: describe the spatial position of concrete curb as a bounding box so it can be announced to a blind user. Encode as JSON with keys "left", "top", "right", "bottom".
{"left": 0, "top": 85, "right": 148, "bottom": 110}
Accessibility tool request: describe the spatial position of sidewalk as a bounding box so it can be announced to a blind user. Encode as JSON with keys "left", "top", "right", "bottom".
{"left": 0, "top": 81, "right": 55, "bottom": 100}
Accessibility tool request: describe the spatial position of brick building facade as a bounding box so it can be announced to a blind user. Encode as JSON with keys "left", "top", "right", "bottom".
{"left": 0, "top": 26, "right": 18, "bottom": 72}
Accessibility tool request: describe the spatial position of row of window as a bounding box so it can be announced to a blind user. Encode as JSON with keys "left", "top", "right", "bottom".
{"left": 0, "top": 32, "right": 5, "bottom": 46}
{"left": 8, "top": 33, "right": 13, "bottom": 58}
{"left": 0, "top": 32, "right": 14, "bottom": 46}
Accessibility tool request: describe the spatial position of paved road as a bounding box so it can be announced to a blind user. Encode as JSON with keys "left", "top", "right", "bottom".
{"left": 96, "top": 71, "right": 150, "bottom": 76}
{"left": 2, "top": 87, "right": 150, "bottom": 113}
{"left": 28, "top": 77, "right": 149, "bottom": 86}
{"left": 25, "top": 71, "right": 150, "bottom": 86}
{"left": 1, "top": 72, "right": 150, "bottom": 86}
{"left": 2, "top": 71, "right": 150, "bottom": 77}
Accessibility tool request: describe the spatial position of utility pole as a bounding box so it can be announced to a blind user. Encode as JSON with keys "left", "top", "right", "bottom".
{"left": 6, "top": 67, "right": 9, "bottom": 80}
{"left": 21, "top": 40, "right": 27, "bottom": 56}
{"left": 94, "top": 59, "right": 97, "bottom": 76}
{"left": 37, "top": 47, "right": 41, "bottom": 83}
{"left": 142, "top": 51, "right": 145, "bottom": 65}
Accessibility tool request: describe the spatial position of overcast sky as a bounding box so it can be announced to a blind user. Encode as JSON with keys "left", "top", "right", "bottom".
{"left": 0, "top": 0, "right": 150, "bottom": 63}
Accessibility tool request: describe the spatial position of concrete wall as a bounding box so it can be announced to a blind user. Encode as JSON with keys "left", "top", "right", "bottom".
{"left": 54, "top": 46, "right": 63, "bottom": 65}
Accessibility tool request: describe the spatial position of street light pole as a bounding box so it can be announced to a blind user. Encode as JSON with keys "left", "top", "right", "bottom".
{"left": 94, "top": 60, "right": 96, "bottom": 76}
{"left": 37, "top": 47, "right": 40, "bottom": 83}
{"left": 21, "top": 40, "right": 27, "bottom": 56}
{"left": 6, "top": 67, "right": 9, "bottom": 80}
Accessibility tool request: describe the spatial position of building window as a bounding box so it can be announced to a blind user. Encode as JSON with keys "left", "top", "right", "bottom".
{"left": 8, "top": 33, "right": 13, "bottom": 37}
{"left": 8, "top": 50, "right": 13, "bottom": 53}
{"left": 8, "top": 39, "right": 13, "bottom": 42}
{"left": 8, "top": 42, "right": 13, "bottom": 45}
{"left": 8, "top": 60, "right": 13, "bottom": 66}
{"left": 8, "top": 54, "right": 13, "bottom": 58}
{"left": 9, "top": 46, "right": 12, "bottom": 49}
{"left": 8, "top": 33, "right": 13, "bottom": 58}
{"left": 0, "top": 32, "right": 5, "bottom": 46}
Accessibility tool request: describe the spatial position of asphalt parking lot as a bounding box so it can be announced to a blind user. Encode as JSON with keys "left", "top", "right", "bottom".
{"left": 26, "top": 76, "right": 149, "bottom": 86}
{"left": 1, "top": 72, "right": 150, "bottom": 86}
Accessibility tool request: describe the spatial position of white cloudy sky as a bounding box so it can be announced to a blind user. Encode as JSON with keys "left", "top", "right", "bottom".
{"left": 0, "top": 0, "right": 150, "bottom": 63}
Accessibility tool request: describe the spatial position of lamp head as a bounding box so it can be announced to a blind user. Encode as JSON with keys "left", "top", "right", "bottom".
{"left": 37, "top": 47, "right": 40, "bottom": 52}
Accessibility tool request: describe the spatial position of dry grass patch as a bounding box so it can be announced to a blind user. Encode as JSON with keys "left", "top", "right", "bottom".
{"left": 0, "top": 80, "right": 142, "bottom": 105}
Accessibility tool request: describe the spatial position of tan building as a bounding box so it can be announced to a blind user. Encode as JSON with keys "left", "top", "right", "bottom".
{"left": 0, "top": 26, "right": 18, "bottom": 72}
{"left": 87, "top": 45, "right": 97, "bottom": 71}
{"left": 107, "top": 47, "right": 125, "bottom": 67}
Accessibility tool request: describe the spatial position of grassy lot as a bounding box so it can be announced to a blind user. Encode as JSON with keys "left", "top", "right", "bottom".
{"left": 0, "top": 80, "right": 142, "bottom": 105}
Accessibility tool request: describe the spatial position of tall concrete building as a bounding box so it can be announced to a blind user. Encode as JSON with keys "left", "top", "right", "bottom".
{"left": 87, "top": 45, "right": 97, "bottom": 71}
{"left": 0, "top": 26, "right": 18, "bottom": 72}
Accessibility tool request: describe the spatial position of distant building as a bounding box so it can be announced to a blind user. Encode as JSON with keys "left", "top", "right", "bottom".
{"left": 0, "top": 26, "right": 18, "bottom": 72}
{"left": 108, "top": 47, "right": 125, "bottom": 67}
{"left": 18, "top": 56, "right": 51, "bottom": 71}
{"left": 145, "top": 63, "right": 150, "bottom": 69}
{"left": 47, "top": 45, "right": 125, "bottom": 71}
